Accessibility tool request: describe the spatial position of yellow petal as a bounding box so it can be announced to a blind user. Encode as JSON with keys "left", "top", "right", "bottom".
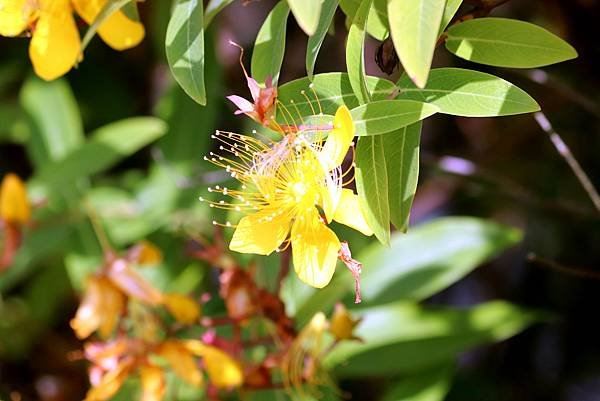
{"left": 163, "top": 293, "right": 201, "bottom": 325}
{"left": 0, "top": 0, "right": 32, "bottom": 36}
{"left": 229, "top": 210, "right": 291, "bottom": 255}
{"left": 291, "top": 209, "right": 340, "bottom": 288}
{"left": 29, "top": 1, "right": 80, "bottom": 80}
{"left": 319, "top": 105, "right": 354, "bottom": 171}
{"left": 129, "top": 240, "right": 163, "bottom": 266}
{"left": 157, "top": 341, "right": 203, "bottom": 387}
{"left": 0, "top": 173, "right": 30, "bottom": 224}
{"left": 332, "top": 189, "right": 373, "bottom": 236}
{"left": 72, "top": 0, "right": 144, "bottom": 50}
{"left": 70, "top": 275, "right": 125, "bottom": 339}
{"left": 83, "top": 359, "right": 134, "bottom": 401}
{"left": 184, "top": 340, "right": 244, "bottom": 388}
{"left": 319, "top": 174, "right": 341, "bottom": 223}
{"left": 140, "top": 364, "right": 166, "bottom": 401}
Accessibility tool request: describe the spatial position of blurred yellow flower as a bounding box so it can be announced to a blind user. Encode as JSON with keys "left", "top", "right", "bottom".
{"left": 0, "top": 0, "right": 144, "bottom": 80}
{"left": 204, "top": 105, "right": 372, "bottom": 289}
{"left": 0, "top": 173, "right": 30, "bottom": 224}
{"left": 184, "top": 339, "right": 244, "bottom": 388}
{"left": 162, "top": 293, "right": 201, "bottom": 325}
{"left": 70, "top": 258, "right": 163, "bottom": 339}
{"left": 329, "top": 302, "right": 361, "bottom": 341}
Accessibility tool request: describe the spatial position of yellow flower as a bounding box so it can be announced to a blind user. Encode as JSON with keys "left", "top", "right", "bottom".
{"left": 0, "top": 0, "right": 144, "bottom": 80}
{"left": 329, "top": 302, "right": 361, "bottom": 341}
{"left": 0, "top": 173, "right": 30, "bottom": 225}
{"left": 204, "top": 106, "right": 372, "bottom": 289}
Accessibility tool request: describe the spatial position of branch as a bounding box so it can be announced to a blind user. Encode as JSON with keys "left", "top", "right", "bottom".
{"left": 534, "top": 112, "right": 600, "bottom": 213}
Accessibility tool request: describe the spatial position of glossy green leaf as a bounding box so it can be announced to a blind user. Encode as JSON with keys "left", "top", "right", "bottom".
{"left": 381, "top": 363, "right": 454, "bottom": 401}
{"left": 445, "top": 17, "right": 578, "bottom": 68}
{"left": 306, "top": 0, "right": 339, "bottom": 79}
{"left": 277, "top": 72, "right": 396, "bottom": 119}
{"left": 292, "top": 217, "right": 520, "bottom": 326}
{"left": 166, "top": 0, "right": 206, "bottom": 105}
{"left": 384, "top": 121, "right": 421, "bottom": 231}
{"left": 355, "top": 135, "right": 390, "bottom": 245}
{"left": 340, "top": 0, "right": 388, "bottom": 41}
{"left": 81, "top": 0, "right": 138, "bottom": 51}
{"left": 438, "top": 0, "right": 462, "bottom": 36}
{"left": 33, "top": 118, "right": 167, "bottom": 194}
{"left": 360, "top": 217, "right": 522, "bottom": 305}
{"left": 397, "top": 68, "right": 540, "bottom": 117}
{"left": 388, "top": 0, "right": 445, "bottom": 88}
{"left": 287, "top": 0, "right": 322, "bottom": 36}
{"left": 346, "top": 0, "right": 372, "bottom": 105}
{"left": 20, "top": 77, "right": 84, "bottom": 167}
{"left": 251, "top": 1, "right": 290, "bottom": 85}
{"left": 204, "top": 0, "right": 234, "bottom": 27}
{"left": 350, "top": 100, "right": 437, "bottom": 136}
{"left": 324, "top": 300, "right": 543, "bottom": 376}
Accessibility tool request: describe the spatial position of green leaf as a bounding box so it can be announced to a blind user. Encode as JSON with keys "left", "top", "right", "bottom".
{"left": 384, "top": 122, "right": 421, "bottom": 231}
{"left": 20, "top": 77, "right": 84, "bottom": 167}
{"left": 360, "top": 217, "right": 522, "bottom": 305}
{"left": 324, "top": 300, "right": 543, "bottom": 376}
{"left": 251, "top": 1, "right": 290, "bottom": 85}
{"left": 346, "top": 0, "right": 372, "bottom": 105}
{"left": 204, "top": 0, "right": 234, "bottom": 27}
{"left": 438, "top": 0, "right": 462, "bottom": 36}
{"left": 445, "top": 17, "right": 578, "bottom": 68}
{"left": 355, "top": 135, "right": 390, "bottom": 245}
{"left": 381, "top": 363, "right": 454, "bottom": 401}
{"left": 81, "top": 0, "right": 138, "bottom": 51}
{"left": 388, "top": 0, "right": 445, "bottom": 88}
{"left": 33, "top": 118, "right": 167, "bottom": 194}
{"left": 306, "top": 0, "right": 339, "bottom": 79}
{"left": 156, "top": 36, "right": 220, "bottom": 164}
{"left": 166, "top": 0, "right": 206, "bottom": 105}
{"left": 287, "top": 0, "right": 322, "bottom": 36}
{"left": 350, "top": 100, "right": 437, "bottom": 136}
{"left": 277, "top": 73, "right": 396, "bottom": 120}
{"left": 397, "top": 68, "right": 540, "bottom": 117}
{"left": 340, "top": 0, "right": 388, "bottom": 41}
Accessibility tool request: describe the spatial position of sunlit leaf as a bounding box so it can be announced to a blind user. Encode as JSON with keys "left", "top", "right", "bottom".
{"left": 359, "top": 217, "right": 522, "bottom": 305}
{"left": 355, "top": 135, "right": 390, "bottom": 245}
{"left": 166, "top": 0, "right": 206, "bottom": 105}
{"left": 306, "top": 0, "right": 339, "bottom": 79}
{"left": 346, "top": 0, "right": 372, "bottom": 105}
{"left": 324, "top": 300, "right": 544, "bottom": 376}
{"left": 251, "top": 1, "right": 290, "bottom": 85}
{"left": 350, "top": 100, "right": 438, "bottom": 136}
{"left": 277, "top": 73, "right": 396, "bottom": 120}
{"left": 340, "top": 0, "right": 388, "bottom": 41}
{"left": 20, "top": 77, "right": 84, "bottom": 166}
{"left": 445, "top": 17, "right": 578, "bottom": 68}
{"left": 384, "top": 121, "right": 421, "bottom": 232}
{"left": 438, "top": 0, "right": 462, "bottom": 36}
{"left": 397, "top": 68, "right": 540, "bottom": 117}
{"left": 287, "top": 0, "right": 322, "bottom": 36}
{"left": 33, "top": 117, "right": 167, "bottom": 195}
{"left": 388, "top": 0, "right": 445, "bottom": 88}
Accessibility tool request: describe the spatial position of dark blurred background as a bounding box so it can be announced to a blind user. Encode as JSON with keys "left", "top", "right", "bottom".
{"left": 1, "top": 1, "right": 599, "bottom": 400}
